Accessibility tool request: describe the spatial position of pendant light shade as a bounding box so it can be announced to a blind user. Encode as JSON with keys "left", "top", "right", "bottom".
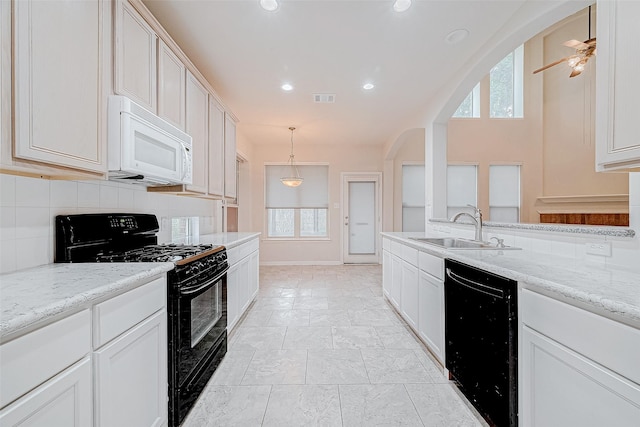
{"left": 280, "top": 127, "right": 304, "bottom": 187}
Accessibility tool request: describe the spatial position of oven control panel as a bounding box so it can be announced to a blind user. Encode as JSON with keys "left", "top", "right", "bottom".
{"left": 109, "top": 216, "right": 137, "bottom": 231}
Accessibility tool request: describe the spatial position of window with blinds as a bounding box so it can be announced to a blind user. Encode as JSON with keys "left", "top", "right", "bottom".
{"left": 265, "top": 164, "right": 329, "bottom": 238}
{"left": 489, "top": 165, "right": 520, "bottom": 223}
{"left": 402, "top": 164, "right": 425, "bottom": 231}
{"left": 447, "top": 165, "right": 478, "bottom": 219}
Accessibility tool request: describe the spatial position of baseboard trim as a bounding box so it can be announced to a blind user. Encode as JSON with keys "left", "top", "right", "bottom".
{"left": 260, "top": 261, "right": 343, "bottom": 266}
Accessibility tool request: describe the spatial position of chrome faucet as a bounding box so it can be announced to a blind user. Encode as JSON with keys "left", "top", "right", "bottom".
{"left": 450, "top": 205, "right": 483, "bottom": 242}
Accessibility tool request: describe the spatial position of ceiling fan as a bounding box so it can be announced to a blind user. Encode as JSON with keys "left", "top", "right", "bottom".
{"left": 533, "top": 6, "right": 596, "bottom": 78}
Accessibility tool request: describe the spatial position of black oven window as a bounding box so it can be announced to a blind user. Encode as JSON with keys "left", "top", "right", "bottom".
{"left": 190, "top": 281, "right": 222, "bottom": 347}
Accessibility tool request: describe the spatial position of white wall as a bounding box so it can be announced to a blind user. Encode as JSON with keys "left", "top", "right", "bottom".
{"left": 249, "top": 142, "right": 383, "bottom": 265}
{"left": 0, "top": 174, "right": 219, "bottom": 274}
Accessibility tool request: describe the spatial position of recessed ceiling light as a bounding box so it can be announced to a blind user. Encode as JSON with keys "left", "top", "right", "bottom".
{"left": 393, "top": 0, "right": 411, "bottom": 13}
{"left": 363, "top": 83, "right": 375, "bottom": 90}
{"left": 259, "top": 0, "right": 278, "bottom": 12}
{"left": 281, "top": 83, "right": 293, "bottom": 91}
{"left": 445, "top": 29, "right": 469, "bottom": 44}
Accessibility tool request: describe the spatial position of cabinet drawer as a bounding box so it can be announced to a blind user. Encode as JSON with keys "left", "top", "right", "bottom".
{"left": 521, "top": 289, "right": 640, "bottom": 385}
{"left": 419, "top": 251, "right": 444, "bottom": 280}
{"left": 390, "top": 240, "right": 403, "bottom": 256}
{"left": 0, "top": 309, "right": 90, "bottom": 409}
{"left": 93, "top": 276, "right": 166, "bottom": 349}
{"left": 227, "top": 246, "right": 240, "bottom": 265}
{"left": 401, "top": 245, "right": 419, "bottom": 267}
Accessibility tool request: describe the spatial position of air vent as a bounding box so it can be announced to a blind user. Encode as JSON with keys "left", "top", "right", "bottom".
{"left": 313, "top": 93, "right": 336, "bottom": 103}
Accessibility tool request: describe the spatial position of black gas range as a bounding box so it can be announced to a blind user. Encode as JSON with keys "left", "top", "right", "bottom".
{"left": 55, "top": 213, "right": 228, "bottom": 427}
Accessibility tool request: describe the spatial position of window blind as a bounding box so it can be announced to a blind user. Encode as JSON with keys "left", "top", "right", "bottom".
{"left": 265, "top": 165, "right": 329, "bottom": 209}
{"left": 402, "top": 164, "right": 425, "bottom": 207}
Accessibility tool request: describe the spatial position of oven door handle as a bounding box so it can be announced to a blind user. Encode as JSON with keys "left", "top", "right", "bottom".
{"left": 179, "top": 266, "right": 228, "bottom": 296}
{"left": 446, "top": 268, "right": 504, "bottom": 299}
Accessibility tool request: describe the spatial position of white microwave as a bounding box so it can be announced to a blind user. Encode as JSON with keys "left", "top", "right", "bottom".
{"left": 108, "top": 95, "right": 192, "bottom": 186}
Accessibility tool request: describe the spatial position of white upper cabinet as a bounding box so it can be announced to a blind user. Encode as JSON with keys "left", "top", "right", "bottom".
{"left": 13, "top": 0, "right": 110, "bottom": 173}
{"left": 224, "top": 115, "right": 237, "bottom": 200}
{"left": 114, "top": 0, "right": 157, "bottom": 112}
{"left": 208, "top": 96, "right": 226, "bottom": 197}
{"left": 157, "top": 40, "right": 186, "bottom": 131}
{"left": 596, "top": 0, "right": 640, "bottom": 172}
{"left": 185, "top": 71, "right": 209, "bottom": 194}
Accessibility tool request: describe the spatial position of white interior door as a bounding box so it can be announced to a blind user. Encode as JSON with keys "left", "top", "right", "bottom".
{"left": 342, "top": 173, "right": 381, "bottom": 264}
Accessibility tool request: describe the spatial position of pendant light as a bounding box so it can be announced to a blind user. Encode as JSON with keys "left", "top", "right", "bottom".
{"left": 280, "top": 127, "right": 303, "bottom": 188}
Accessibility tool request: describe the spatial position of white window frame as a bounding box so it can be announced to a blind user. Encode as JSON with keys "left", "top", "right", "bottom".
{"left": 401, "top": 162, "right": 425, "bottom": 232}
{"left": 452, "top": 83, "right": 481, "bottom": 118}
{"left": 446, "top": 163, "right": 478, "bottom": 219}
{"left": 490, "top": 44, "right": 524, "bottom": 119}
{"left": 488, "top": 163, "right": 521, "bottom": 223}
{"left": 264, "top": 163, "right": 330, "bottom": 241}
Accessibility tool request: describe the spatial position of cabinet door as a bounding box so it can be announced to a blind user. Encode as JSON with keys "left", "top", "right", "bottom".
{"left": 382, "top": 250, "right": 392, "bottom": 298}
{"left": 208, "top": 97, "right": 225, "bottom": 197}
{"left": 226, "top": 264, "right": 239, "bottom": 332}
{"left": 13, "top": 0, "right": 109, "bottom": 173}
{"left": 390, "top": 254, "right": 402, "bottom": 310}
{"left": 238, "top": 257, "right": 250, "bottom": 314}
{"left": 596, "top": 0, "right": 640, "bottom": 171}
{"left": 185, "top": 71, "right": 209, "bottom": 194}
{"left": 114, "top": 0, "right": 157, "bottom": 111}
{"left": 418, "top": 271, "right": 444, "bottom": 363}
{"left": 157, "top": 40, "right": 185, "bottom": 130}
{"left": 224, "top": 115, "right": 237, "bottom": 199}
{"left": 94, "top": 311, "right": 167, "bottom": 427}
{"left": 521, "top": 326, "right": 640, "bottom": 426}
{"left": 248, "top": 250, "right": 260, "bottom": 301}
{"left": 0, "top": 359, "right": 92, "bottom": 427}
{"left": 400, "top": 261, "right": 419, "bottom": 330}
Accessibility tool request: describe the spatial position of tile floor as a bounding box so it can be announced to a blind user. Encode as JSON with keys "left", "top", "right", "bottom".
{"left": 183, "top": 265, "right": 485, "bottom": 427}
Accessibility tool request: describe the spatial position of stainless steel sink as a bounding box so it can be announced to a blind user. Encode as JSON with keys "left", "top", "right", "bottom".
{"left": 409, "top": 237, "right": 520, "bottom": 250}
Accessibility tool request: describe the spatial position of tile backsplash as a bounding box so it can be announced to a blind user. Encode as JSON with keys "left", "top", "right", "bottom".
{"left": 0, "top": 174, "right": 221, "bottom": 274}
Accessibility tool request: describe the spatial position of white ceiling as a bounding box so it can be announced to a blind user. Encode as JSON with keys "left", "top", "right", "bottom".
{"left": 142, "top": 0, "right": 532, "bottom": 148}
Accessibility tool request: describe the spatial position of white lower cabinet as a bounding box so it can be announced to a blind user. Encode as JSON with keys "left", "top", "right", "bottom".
{"left": 400, "top": 260, "right": 419, "bottom": 330}
{"left": 0, "top": 358, "right": 92, "bottom": 427}
{"left": 520, "top": 288, "right": 640, "bottom": 426}
{"left": 94, "top": 310, "right": 167, "bottom": 427}
{"left": 418, "top": 271, "right": 445, "bottom": 363}
{"left": 0, "top": 275, "right": 168, "bottom": 427}
{"left": 381, "top": 236, "right": 446, "bottom": 363}
{"left": 390, "top": 254, "right": 402, "bottom": 310}
{"left": 226, "top": 239, "right": 260, "bottom": 332}
{"left": 382, "top": 249, "right": 392, "bottom": 298}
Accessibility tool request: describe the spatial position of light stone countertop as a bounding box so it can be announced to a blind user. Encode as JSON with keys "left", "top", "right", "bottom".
{"left": 381, "top": 232, "right": 640, "bottom": 328}
{"left": 430, "top": 218, "right": 636, "bottom": 238}
{"left": 184, "top": 232, "right": 261, "bottom": 249}
{"left": 0, "top": 233, "right": 261, "bottom": 342}
{"left": 0, "top": 262, "right": 173, "bottom": 342}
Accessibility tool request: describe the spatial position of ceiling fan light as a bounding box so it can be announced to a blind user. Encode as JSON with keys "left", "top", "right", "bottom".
{"left": 567, "top": 57, "right": 580, "bottom": 67}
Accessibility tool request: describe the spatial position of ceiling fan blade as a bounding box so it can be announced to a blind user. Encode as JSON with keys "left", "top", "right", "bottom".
{"left": 532, "top": 57, "right": 570, "bottom": 74}
{"left": 564, "top": 39, "right": 589, "bottom": 49}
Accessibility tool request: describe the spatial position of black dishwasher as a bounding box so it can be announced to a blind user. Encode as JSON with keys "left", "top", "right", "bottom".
{"left": 445, "top": 259, "right": 517, "bottom": 427}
